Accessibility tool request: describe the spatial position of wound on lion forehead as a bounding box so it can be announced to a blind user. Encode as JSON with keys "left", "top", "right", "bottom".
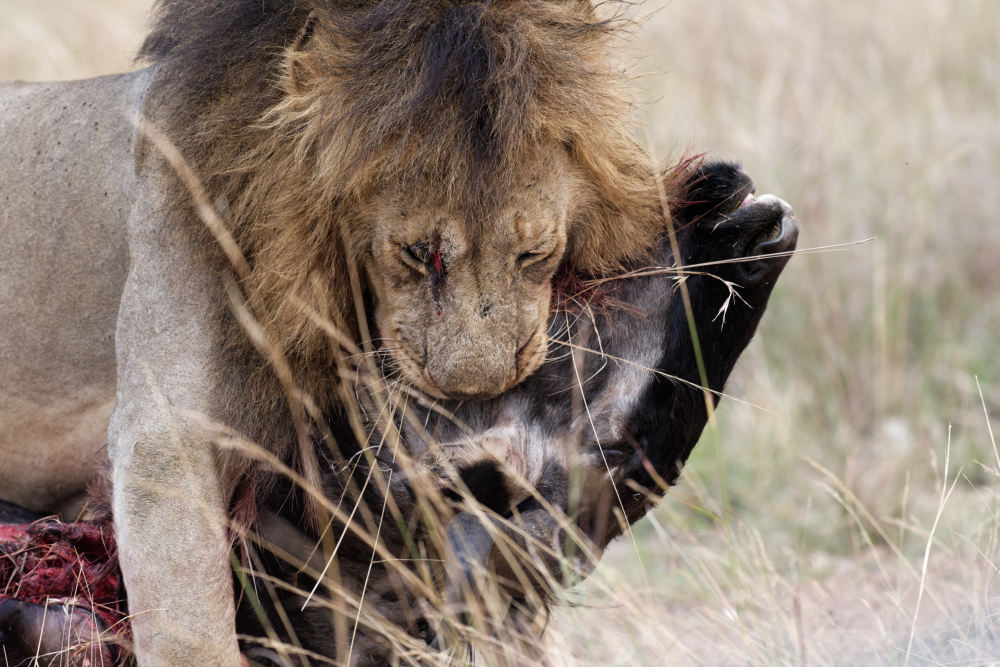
{"left": 364, "top": 149, "right": 575, "bottom": 401}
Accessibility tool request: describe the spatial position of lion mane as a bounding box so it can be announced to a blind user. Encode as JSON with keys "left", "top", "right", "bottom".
{"left": 139, "top": 0, "right": 664, "bottom": 408}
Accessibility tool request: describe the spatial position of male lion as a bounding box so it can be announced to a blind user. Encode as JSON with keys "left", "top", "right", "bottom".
{"left": 0, "top": 0, "right": 671, "bottom": 664}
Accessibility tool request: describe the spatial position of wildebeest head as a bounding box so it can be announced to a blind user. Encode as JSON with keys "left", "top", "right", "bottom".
{"left": 235, "top": 161, "right": 798, "bottom": 664}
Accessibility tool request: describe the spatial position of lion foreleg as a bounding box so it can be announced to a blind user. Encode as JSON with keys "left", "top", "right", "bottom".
{"left": 111, "top": 425, "right": 240, "bottom": 666}
{"left": 111, "top": 185, "right": 244, "bottom": 666}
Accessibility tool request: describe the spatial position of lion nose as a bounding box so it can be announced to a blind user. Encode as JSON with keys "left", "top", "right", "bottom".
{"left": 426, "top": 353, "right": 517, "bottom": 400}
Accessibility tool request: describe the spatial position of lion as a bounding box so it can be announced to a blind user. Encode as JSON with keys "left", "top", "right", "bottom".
{"left": 0, "top": 0, "right": 672, "bottom": 663}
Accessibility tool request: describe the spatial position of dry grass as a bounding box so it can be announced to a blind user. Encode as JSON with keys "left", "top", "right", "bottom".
{"left": 2, "top": 1, "right": 998, "bottom": 665}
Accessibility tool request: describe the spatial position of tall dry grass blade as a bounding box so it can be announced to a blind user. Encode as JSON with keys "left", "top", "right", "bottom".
{"left": 975, "top": 376, "right": 1000, "bottom": 472}
{"left": 903, "top": 425, "right": 960, "bottom": 667}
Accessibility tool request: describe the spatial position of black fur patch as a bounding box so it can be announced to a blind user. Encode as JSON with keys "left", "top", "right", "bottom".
{"left": 617, "top": 161, "right": 788, "bottom": 524}
{"left": 0, "top": 500, "right": 42, "bottom": 524}
{"left": 444, "top": 460, "right": 512, "bottom": 515}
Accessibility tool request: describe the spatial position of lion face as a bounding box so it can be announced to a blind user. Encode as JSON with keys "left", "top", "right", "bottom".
{"left": 365, "top": 150, "right": 576, "bottom": 400}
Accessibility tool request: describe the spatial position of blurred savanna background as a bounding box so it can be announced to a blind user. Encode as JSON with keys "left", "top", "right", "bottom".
{"left": 2, "top": 0, "right": 998, "bottom": 664}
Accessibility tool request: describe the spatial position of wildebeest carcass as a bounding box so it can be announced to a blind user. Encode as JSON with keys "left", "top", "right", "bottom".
{"left": 0, "top": 161, "right": 796, "bottom": 665}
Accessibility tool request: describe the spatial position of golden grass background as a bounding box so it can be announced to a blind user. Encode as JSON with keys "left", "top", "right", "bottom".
{"left": 2, "top": 1, "right": 998, "bottom": 664}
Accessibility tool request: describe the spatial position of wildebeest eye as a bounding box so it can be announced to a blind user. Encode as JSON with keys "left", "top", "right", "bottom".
{"left": 592, "top": 444, "right": 630, "bottom": 466}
